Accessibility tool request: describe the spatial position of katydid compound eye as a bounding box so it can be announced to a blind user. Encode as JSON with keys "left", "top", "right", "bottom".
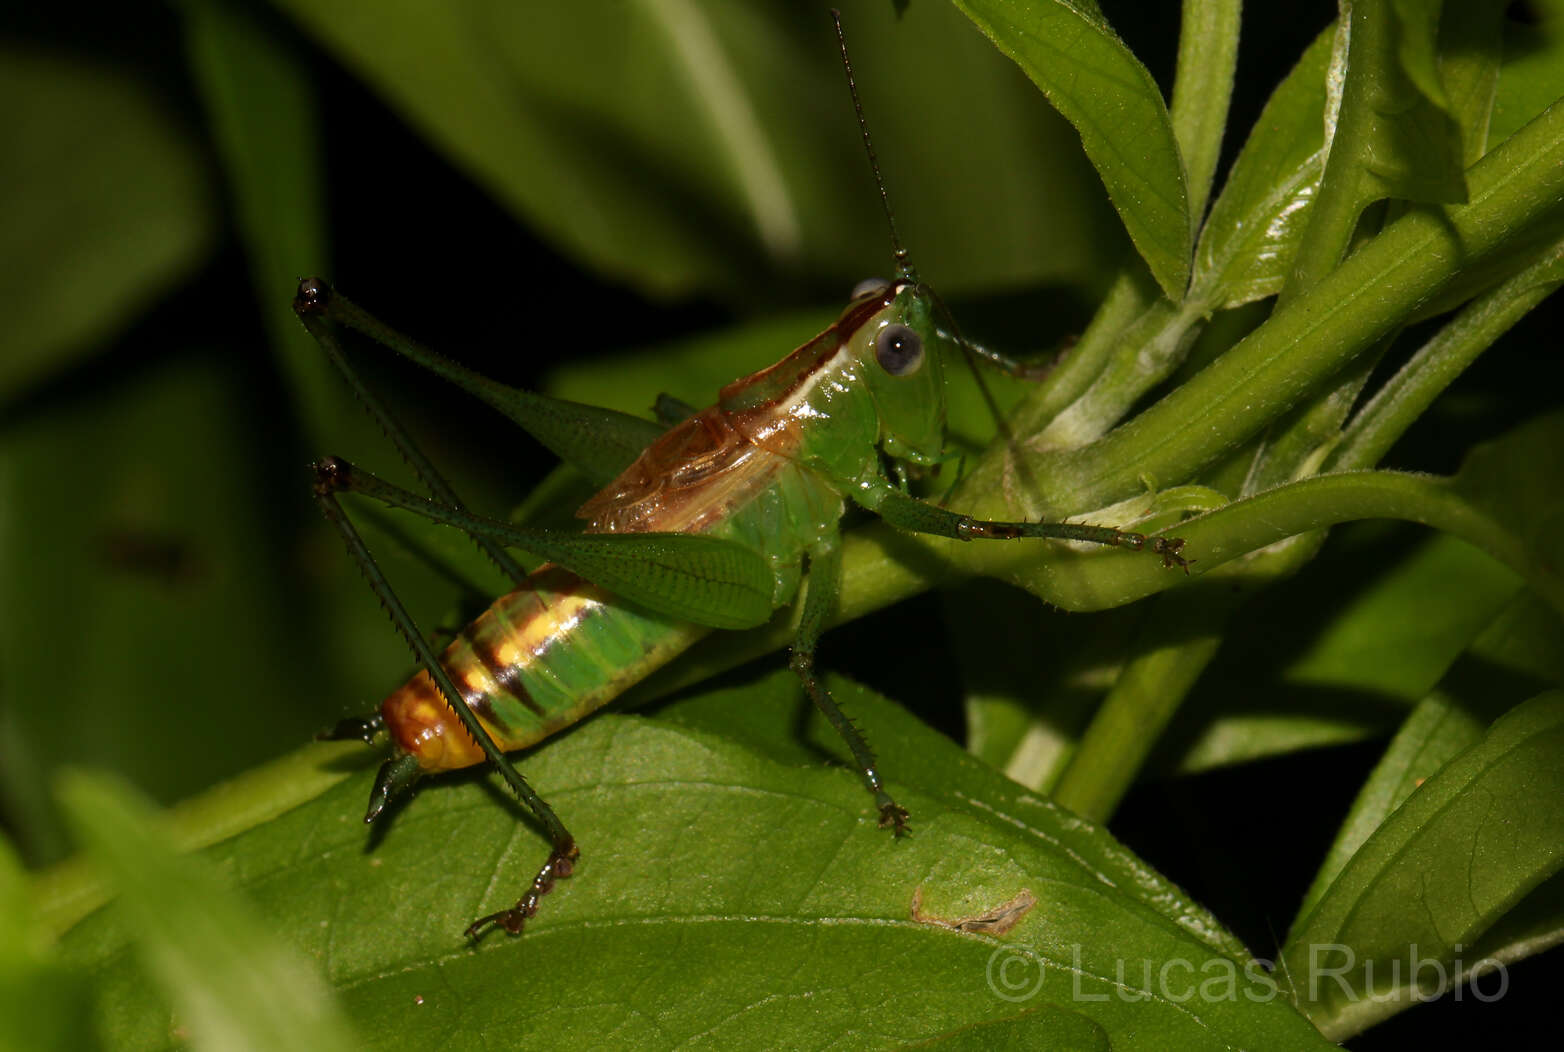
{"left": 874, "top": 323, "right": 923, "bottom": 376}
{"left": 850, "top": 277, "right": 891, "bottom": 301}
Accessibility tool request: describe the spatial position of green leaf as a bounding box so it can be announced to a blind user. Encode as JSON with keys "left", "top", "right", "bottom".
{"left": 268, "top": 0, "right": 1119, "bottom": 299}
{"left": 1283, "top": 0, "right": 1471, "bottom": 298}
{"left": 948, "top": 0, "right": 1192, "bottom": 300}
{"left": 1045, "top": 97, "right": 1564, "bottom": 513}
{"left": 1167, "top": 0, "right": 1242, "bottom": 223}
{"left": 1274, "top": 533, "right": 1519, "bottom": 701}
{"left": 0, "top": 46, "right": 214, "bottom": 402}
{"left": 1192, "top": 27, "right": 1332, "bottom": 309}
{"left": 1490, "top": 14, "right": 1564, "bottom": 148}
{"left": 1294, "top": 587, "right": 1564, "bottom": 925}
{"left": 1292, "top": 589, "right": 1563, "bottom": 933}
{"left": 57, "top": 673, "right": 1334, "bottom": 1049}
{"left": 1343, "top": 0, "right": 1469, "bottom": 204}
{"left": 1164, "top": 530, "right": 1520, "bottom": 774}
{"left": 182, "top": 0, "right": 340, "bottom": 443}
{"left": 1281, "top": 690, "right": 1564, "bottom": 1040}
{"left": 1437, "top": 0, "right": 1505, "bottom": 166}
{"left": 948, "top": 581, "right": 1142, "bottom": 789}
{"left": 0, "top": 836, "right": 95, "bottom": 1051}
{"left": 1449, "top": 411, "right": 1564, "bottom": 568}
{"left": 57, "top": 771, "right": 356, "bottom": 1051}
{"left": 1456, "top": 868, "right": 1564, "bottom": 994}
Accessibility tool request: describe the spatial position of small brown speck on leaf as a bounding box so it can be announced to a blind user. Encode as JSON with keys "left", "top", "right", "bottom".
{"left": 910, "top": 886, "right": 1037, "bottom": 935}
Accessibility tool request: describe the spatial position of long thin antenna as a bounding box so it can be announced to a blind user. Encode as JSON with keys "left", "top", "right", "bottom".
{"left": 832, "top": 10, "right": 913, "bottom": 279}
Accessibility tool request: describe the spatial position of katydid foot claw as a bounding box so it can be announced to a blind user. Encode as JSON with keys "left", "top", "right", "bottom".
{"left": 1150, "top": 536, "right": 1191, "bottom": 574}
{"left": 877, "top": 799, "right": 912, "bottom": 837}
{"left": 464, "top": 843, "right": 579, "bottom": 940}
{"left": 1117, "top": 530, "right": 1191, "bottom": 573}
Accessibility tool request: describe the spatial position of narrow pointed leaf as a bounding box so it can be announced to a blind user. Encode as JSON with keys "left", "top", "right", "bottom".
{"left": 57, "top": 771, "right": 356, "bottom": 1052}
{"left": 1290, "top": 592, "right": 1554, "bottom": 931}
{"left": 1345, "top": 0, "right": 1469, "bottom": 203}
{"left": 949, "top": 0, "right": 1192, "bottom": 299}
{"left": 1193, "top": 28, "right": 1332, "bottom": 309}
{"left": 1490, "top": 13, "right": 1564, "bottom": 147}
{"left": 1436, "top": 0, "right": 1505, "bottom": 167}
{"left": 183, "top": 0, "right": 337, "bottom": 439}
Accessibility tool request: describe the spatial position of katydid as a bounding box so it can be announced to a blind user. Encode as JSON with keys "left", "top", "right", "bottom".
{"left": 300, "top": 18, "right": 1189, "bottom": 940}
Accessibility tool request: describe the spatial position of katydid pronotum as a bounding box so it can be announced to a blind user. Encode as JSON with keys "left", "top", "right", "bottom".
{"left": 301, "top": 15, "right": 1189, "bottom": 940}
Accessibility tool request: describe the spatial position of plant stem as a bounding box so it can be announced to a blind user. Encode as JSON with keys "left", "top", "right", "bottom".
{"left": 1011, "top": 264, "right": 1158, "bottom": 436}
{"left": 1049, "top": 588, "right": 1238, "bottom": 822}
{"left": 1037, "top": 99, "right": 1564, "bottom": 513}
{"left": 1332, "top": 234, "right": 1564, "bottom": 471}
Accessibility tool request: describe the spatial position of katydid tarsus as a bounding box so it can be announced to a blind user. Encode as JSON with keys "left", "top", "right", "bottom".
{"left": 301, "top": 15, "right": 1189, "bottom": 940}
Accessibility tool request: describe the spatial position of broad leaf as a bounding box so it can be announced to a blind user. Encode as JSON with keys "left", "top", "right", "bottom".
{"left": 0, "top": 359, "right": 350, "bottom": 864}
{"left": 1282, "top": 690, "right": 1564, "bottom": 1039}
{"left": 1293, "top": 590, "right": 1562, "bottom": 931}
{"left": 55, "top": 673, "right": 1334, "bottom": 1050}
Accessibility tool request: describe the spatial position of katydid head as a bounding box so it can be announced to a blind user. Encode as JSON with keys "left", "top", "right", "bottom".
{"left": 828, "top": 14, "right": 953, "bottom": 466}
{"left": 842, "top": 277, "right": 951, "bottom": 467}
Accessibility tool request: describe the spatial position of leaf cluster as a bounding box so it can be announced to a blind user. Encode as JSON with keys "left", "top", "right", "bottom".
{"left": 4, "top": 1, "right": 1564, "bottom": 1048}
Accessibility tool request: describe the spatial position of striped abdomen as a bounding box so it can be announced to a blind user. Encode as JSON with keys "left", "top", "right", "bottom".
{"left": 383, "top": 565, "right": 706, "bottom": 773}
{"left": 381, "top": 405, "right": 839, "bottom": 775}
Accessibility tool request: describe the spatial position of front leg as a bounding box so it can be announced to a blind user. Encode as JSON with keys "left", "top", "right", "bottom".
{"left": 790, "top": 534, "right": 909, "bottom": 834}
{"left": 852, "top": 475, "right": 1190, "bottom": 571}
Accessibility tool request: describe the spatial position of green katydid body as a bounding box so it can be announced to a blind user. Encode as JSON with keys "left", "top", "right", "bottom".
{"left": 380, "top": 277, "right": 950, "bottom": 783}
{"left": 305, "top": 18, "right": 1184, "bottom": 937}
{"left": 306, "top": 260, "right": 1184, "bottom": 939}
